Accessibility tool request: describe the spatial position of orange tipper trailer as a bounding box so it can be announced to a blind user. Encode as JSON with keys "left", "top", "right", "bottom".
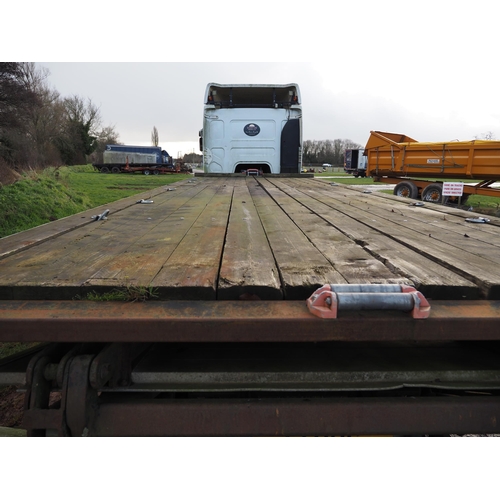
{"left": 363, "top": 130, "right": 500, "bottom": 202}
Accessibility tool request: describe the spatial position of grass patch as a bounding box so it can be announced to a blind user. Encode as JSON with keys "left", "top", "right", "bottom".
{"left": 75, "top": 285, "right": 159, "bottom": 302}
{"left": 0, "top": 166, "right": 188, "bottom": 238}
{"left": 0, "top": 342, "right": 40, "bottom": 361}
{"left": 61, "top": 166, "right": 186, "bottom": 207}
{"left": 316, "top": 176, "right": 385, "bottom": 185}
{"left": 464, "top": 195, "right": 500, "bottom": 213}
{"left": 312, "top": 171, "right": 350, "bottom": 177}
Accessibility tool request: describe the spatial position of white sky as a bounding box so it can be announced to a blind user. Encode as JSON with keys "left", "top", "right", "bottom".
{"left": 6, "top": 1, "right": 500, "bottom": 157}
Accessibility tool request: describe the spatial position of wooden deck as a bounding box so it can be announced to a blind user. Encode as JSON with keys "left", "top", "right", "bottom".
{"left": 1, "top": 175, "right": 500, "bottom": 301}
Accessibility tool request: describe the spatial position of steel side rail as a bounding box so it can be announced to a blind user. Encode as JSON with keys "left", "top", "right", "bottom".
{"left": 90, "top": 396, "right": 500, "bottom": 437}
{"left": 1, "top": 300, "right": 500, "bottom": 342}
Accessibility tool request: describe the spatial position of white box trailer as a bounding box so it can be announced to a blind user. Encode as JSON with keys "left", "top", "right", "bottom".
{"left": 200, "top": 83, "right": 302, "bottom": 174}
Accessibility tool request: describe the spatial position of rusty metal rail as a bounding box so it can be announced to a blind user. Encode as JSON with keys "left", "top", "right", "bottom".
{"left": 2, "top": 299, "right": 500, "bottom": 436}
{"left": 90, "top": 396, "right": 500, "bottom": 437}
{"left": 1, "top": 300, "right": 500, "bottom": 342}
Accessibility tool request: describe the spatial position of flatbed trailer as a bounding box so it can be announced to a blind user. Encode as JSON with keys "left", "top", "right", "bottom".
{"left": 1, "top": 176, "right": 500, "bottom": 436}
{"left": 365, "top": 131, "right": 500, "bottom": 201}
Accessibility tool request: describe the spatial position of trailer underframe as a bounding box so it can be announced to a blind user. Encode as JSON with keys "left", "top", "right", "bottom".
{"left": 1, "top": 300, "right": 500, "bottom": 436}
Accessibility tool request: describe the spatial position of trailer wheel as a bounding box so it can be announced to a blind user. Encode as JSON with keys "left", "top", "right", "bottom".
{"left": 100, "top": 166, "right": 110, "bottom": 174}
{"left": 143, "top": 170, "right": 150, "bottom": 176}
{"left": 421, "top": 183, "right": 444, "bottom": 203}
{"left": 153, "top": 169, "right": 159, "bottom": 175}
{"left": 111, "top": 166, "right": 121, "bottom": 174}
{"left": 394, "top": 181, "right": 418, "bottom": 199}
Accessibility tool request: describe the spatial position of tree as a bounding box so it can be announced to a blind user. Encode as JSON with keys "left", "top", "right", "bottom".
{"left": 302, "top": 139, "right": 362, "bottom": 166}
{"left": 16, "top": 62, "right": 65, "bottom": 167}
{"left": 475, "top": 131, "right": 496, "bottom": 140}
{"left": 56, "top": 95, "right": 101, "bottom": 165}
{"left": 151, "top": 126, "right": 159, "bottom": 147}
{"left": 0, "top": 63, "right": 122, "bottom": 170}
{"left": 89, "top": 125, "right": 121, "bottom": 164}
{"left": 0, "top": 62, "right": 39, "bottom": 164}
{"left": 183, "top": 152, "right": 202, "bottom": 163}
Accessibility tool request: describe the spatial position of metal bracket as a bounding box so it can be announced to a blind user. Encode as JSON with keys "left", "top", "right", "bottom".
{"left": 22, "top": 344, "right": 99, "bottom": 436}
{"left": 306, "top": 284, "right": 431, "bottom": 319}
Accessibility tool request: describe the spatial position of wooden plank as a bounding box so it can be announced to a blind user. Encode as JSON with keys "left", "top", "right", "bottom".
{"left": 291, "top": 180, "right": 500, "bottom": 298}
{"left": 261, "top": 177, "right": 410, "bottom": 286}
{"left": 217, "top": 178, "right": 282, "bottom": 300}
{"left": 0, "top": 179, "right": 218, "bottom": 299}
{"left": 150, "top": 179, "right": 236, "bottom": 299}
{"left": 346, "top": 199, "right": 500, "bottom": 264}
{"left": 247, "top": 179, "right": 346, "bottom": 300}
{"left": 327, "top": 183, "right": 500, "bottom": 251}
{"left": 86, "top": 178, "right": 225, "bottom": 287}
{"left": 282, "top": 178, "right": 479, "bottom": 299}
{"left": 311, "top": 183, "right": 500, "bottom": 277}
{"left": 0, "top": 181, "right": 194, "bottom": 261}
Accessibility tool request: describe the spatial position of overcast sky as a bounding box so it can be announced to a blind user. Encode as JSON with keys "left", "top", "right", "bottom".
{"left": 9, "top": 1, "right": 500, "bottom": 157}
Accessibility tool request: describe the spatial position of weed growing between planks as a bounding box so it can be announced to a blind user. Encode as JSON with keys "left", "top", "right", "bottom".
{"left": 74, "top": 285, "right": 159, "bottom": 302}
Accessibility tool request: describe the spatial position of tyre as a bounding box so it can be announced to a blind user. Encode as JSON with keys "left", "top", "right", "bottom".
{"left": 111, "top": 166, "right": 121, "bottom": 174}
{"left": 153, "top": 169, "right": 159, "bottom": 175}
{"left": 143, "top": 170, "right": 150, "bottom": 175}
{"left": 421, "top": 183, "right": 443, "bottom": 203}
{"left": 393, "top": 181, "right": 418, "bottom": 199}
{"left": 100, "top": 166, "right": 110, "bottom": 174}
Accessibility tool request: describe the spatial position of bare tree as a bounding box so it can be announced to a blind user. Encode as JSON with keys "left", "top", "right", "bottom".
{"left": 1, "top": 63, "right": 122, "bottom": 169}
{"left": 17, "top": 63, "right": 64, "bottom": 167}
{"left": 151, "top": 126, "right": 159, "bottom": 146}
{"left": 0, "top": 62, "right": 38, "bottom": 129}
{"left": 302, "top": 138, "right": 362, "bottom": 165}
{"left": 475, "top": 131, "right": 496, "bottom": 140}
{"left": 89, "top": 125, "right": 121, "bottom": 164}
{"left": 0, "top": 62, "right": 40, "bottom": 164}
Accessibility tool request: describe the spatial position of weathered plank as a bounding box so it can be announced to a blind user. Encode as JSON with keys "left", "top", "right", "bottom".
{"left": 260, "top": 177, "right": 410, "bottom": 286}
{"left": 307, "top": 185, "right": 500, "bottom": 297}
{"left": 217, "top": 178, "right": 282, "bottom": 300}
{"left": 86, "top": 178, "right": 225, "bottom": 288}
{"left": 327, "top": 183, "right": 500, "bottom": 252}
{"left": 0, "top": 181, "right": 193, "bottom": 261}
{"left": 0, "top": 179, "right": 220, "bottom": 299}
{"left": 247, "top": 179, "right": 346, "bottom": 299}
{"left": 150, "top": 179, "right": 236, "bottom": 299}
{"left": 282, "top": 178, "right": 480, "bottom": 299}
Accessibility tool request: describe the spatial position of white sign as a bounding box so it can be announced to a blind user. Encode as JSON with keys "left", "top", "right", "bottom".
{"left": 427, "top": 158, "right": 440, "bottom": 164}
{"left": 442, "top": 182, "right": 464, "bottom": 196}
